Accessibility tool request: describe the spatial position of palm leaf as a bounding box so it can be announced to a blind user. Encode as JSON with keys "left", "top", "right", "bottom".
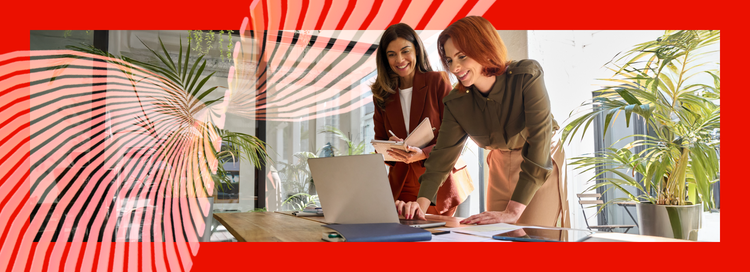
{"left": 565, "top": 30, "right": 719, "bottom": 209}
{"left": 320, "top": 126, "right": 366, "bottom": 156}
{"left": 69, "top": 35, "right": 269, "bottom": 192}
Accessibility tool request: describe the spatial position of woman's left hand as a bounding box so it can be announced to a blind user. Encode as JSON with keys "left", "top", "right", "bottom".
{"left": 387, "top": 145, "right": 426, "bottom": 164}
{"left": 460, "top": 200, "right": 527, "bottom": 225}
{"left": 459, "top": 211, "right": 520, "bottom": 225}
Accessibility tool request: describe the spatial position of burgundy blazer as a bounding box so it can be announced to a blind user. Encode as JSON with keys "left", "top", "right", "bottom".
{"left": 372, "top": 70, "right": 461, "bottom": 215}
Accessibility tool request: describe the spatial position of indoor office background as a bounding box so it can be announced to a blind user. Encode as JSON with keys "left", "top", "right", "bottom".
{"left": 29, "top": 29, "right": 719, "bottom": 241}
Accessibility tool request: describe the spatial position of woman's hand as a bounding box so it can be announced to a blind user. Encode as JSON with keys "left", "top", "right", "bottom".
{"left": 460, "top": 200, "right": 527, "bottom": 225}
{"left": 387, "top": 145, "right": 426, "bottom": 164}
{"left": 459, "top": 211, "right": 519, "bottom": 225}
{"left": 395, "top": 197, "right": 431, "bottom": 220}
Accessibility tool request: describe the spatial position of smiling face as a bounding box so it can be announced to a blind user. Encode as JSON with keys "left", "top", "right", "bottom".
{"left": 386, "top": 37, "right": 417, "bottom": 86}
{"left": 443, "top": 37, "right": 495, "bottom": 93}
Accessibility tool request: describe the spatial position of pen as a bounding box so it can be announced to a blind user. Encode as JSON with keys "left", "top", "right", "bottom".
{"left": 432, "top": 230, "right": 450, "bottom": 235}
{"left": 388, "top": 130, "right": 399, "bottom": 140}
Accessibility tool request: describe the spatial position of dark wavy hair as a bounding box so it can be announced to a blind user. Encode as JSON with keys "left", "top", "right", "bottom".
{"left": 371, "top": 23, "right": 433, "bottom": 110}
{"left": 437, "top": 16, "right": 509, "bottom": 93}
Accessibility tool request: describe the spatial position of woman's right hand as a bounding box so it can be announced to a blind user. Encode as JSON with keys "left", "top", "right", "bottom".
{"left": 395, "top": 197, "right": 431, "bottom": 220}
{"left": 386, "top": 135, "right": 409, "bottom": 163}
{"left": 459, "top": 200, "right": 526, "bottom": 225}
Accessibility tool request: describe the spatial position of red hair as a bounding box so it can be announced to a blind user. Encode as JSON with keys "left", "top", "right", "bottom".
{"left": 437, "top": 16, "right": 509, "bottom": 93}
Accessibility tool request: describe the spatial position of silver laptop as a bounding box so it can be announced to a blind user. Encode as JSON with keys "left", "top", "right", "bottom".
{"left": 308, "top": 154, "right": 446, "bottom": 228}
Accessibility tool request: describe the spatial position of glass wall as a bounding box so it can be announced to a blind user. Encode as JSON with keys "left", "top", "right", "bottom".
{"left": 29, "top": 30, "right": 245, "bottom": 242}
{"left": 30, "top": 30, "right": 95, "bottom": 50}
{"left": 107, "top": 30, "right": 253, "bottom": 213}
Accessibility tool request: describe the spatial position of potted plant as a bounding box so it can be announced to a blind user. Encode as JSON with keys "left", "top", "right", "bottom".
{"left": 68, "top": 36, "right": 269, "bottom": 241}
{"left": 276, "top": 126, "right": 366, "bottom": 211}
{"left": 278, "top": 151, "right": 318, "bottom": 210}
{"left": 562, "top": 30, "right": 720, "bottom": 240}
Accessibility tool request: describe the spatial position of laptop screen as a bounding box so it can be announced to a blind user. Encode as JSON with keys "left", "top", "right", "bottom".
{"left": 308, "top": 154, "right": 401, "bottom": 224}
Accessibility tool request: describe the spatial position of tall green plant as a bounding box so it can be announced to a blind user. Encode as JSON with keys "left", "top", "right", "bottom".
{"left": 277, "top": 152, "right": 318, "bottom": 211}
{"left": 212, "top": 130, "right": 269, "bottom": 190}
{"left": 281, "top": 193, "right": 319, "bottom": 211}
{"left": 563, "top": 30, "right": 720, "bottom": 210}
{"left": 278, "top": 152, "right": 317, "bottom": 194}
{"left": 69, "top": 37, "right": 269, "bottom": 193}
{"left": 320, "top": 126, "right": 366, "bottom": 156}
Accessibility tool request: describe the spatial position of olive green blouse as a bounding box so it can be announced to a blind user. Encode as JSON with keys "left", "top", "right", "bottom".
{"left": 418, "top": 59, "right": 557, "bottom": 206}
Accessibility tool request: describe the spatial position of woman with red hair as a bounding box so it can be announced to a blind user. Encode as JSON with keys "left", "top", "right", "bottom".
{"left": 395, "top": 16, "right": 568, "bottom": 227}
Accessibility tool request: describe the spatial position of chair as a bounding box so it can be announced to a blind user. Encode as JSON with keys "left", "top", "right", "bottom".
{"left": 577, "top": 194, "right": 635, "bottom": 233}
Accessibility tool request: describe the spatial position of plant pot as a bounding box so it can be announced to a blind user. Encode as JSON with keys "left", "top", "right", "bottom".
{"left": 636, "top": 202, "right": 702, "bottom": 241}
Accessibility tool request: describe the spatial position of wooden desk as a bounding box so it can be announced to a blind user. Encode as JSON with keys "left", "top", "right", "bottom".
{"left": 273, "top": 211, "right": 465, "bottom": 234}
{"left": 213, "top": 211, "right": 466, "bottom": 242}
{"left": 214, "top": 211, "right": 688, "bottom": 242}
{"left": 213, "top": 212, "right": 328, "bottom": 242}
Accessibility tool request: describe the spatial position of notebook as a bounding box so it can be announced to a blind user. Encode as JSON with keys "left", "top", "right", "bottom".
{"left": 308, "top": 154, "right": 446, "bottom": 228}
{"left": 371, "top": 117, "right": 435, "bottom": 161}
{"left": 322, "top": 223, "right": 432, "bottom": 242}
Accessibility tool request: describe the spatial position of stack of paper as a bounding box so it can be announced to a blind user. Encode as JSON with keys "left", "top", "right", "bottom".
{"left": 437, "top": 223, "right": 523, "bottom": 238}
{"left": 303, "top": 206, "right": 322, "bottom": 213}
{"left": 293, "top": 206, "right": 323, "bottom": 217}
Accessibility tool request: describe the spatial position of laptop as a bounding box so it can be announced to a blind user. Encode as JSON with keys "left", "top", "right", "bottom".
{"left": 308, "top": 154, "right": 446, "bottom": 228}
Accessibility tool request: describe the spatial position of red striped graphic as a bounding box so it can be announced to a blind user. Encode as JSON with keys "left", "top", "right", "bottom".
{"left": 0, "top": 0, "right": 495, "bottom": 271}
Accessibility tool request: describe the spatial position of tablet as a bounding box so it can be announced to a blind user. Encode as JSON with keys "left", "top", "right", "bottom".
{"left": 492, "top": 228, "right": 593, "bottom": 242}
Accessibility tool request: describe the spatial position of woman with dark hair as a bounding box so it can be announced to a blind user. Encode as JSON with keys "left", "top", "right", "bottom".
{"left": 371, "top": 23, "right": 467, "bottom": 217}
{"left": 395, "top": 16, "right": 569, "bottom": 227}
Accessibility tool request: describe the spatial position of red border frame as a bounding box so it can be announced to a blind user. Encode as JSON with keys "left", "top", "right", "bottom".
{"left": 0, "top": 0, "right": 743, "bottom": 271}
